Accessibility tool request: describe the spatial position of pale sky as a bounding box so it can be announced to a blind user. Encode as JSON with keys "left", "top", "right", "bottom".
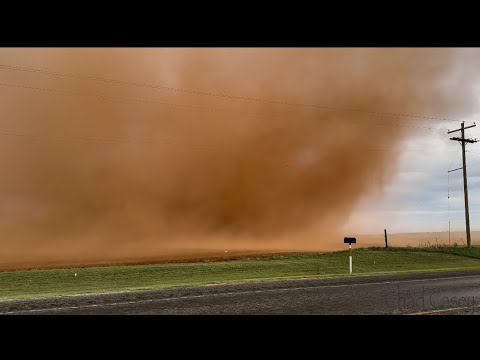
{"left": 345, "top": 110, "right": 480, "bottom": 234}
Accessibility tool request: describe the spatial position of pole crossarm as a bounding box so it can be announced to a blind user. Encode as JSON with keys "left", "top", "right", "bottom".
{"left": 450, "top": 137, "right": 478, "bottom": 143}
{"left": 448, "top": 167, "right": 463, "bottom": 173}
{"left": 448, "top": 124, "right": 476, "bottom": 133}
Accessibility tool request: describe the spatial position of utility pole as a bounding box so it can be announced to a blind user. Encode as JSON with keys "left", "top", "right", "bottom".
{"left": 448, "top": 122, "right": 478, "bottom": 248}
{"left": 384, "top": 229, "right": 388, "bottom": 248}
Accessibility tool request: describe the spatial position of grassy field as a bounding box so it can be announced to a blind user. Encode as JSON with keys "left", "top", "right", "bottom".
{"left": 1, "top": 247, "right": 480, "bottom": 300}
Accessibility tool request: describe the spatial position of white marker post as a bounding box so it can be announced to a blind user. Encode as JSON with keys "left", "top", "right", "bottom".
{"left": 344, "top": 237, "right": 356, "bottom": 276}
{"left": 349, "top": 244, "right": 352, "bottom": 275}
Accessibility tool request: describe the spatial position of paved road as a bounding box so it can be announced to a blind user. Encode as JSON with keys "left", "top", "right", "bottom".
{"left": 2, "top": 269, "right": 480, "bottom": 314}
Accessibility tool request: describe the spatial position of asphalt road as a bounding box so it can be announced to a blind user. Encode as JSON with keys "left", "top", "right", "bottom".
{"left": 2, "top": 269, "right": 480, "bottom": 315}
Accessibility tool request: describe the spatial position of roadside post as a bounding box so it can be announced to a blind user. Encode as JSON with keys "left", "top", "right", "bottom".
{"left": 344, "top": 237, "right": 356, "bottom": 275}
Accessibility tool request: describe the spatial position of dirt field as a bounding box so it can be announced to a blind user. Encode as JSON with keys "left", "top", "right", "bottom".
{"left": 0, "top": 249, "right": 291, "bottom": 272}
{"left": 360, "top": 231, "right": 480, "bottom": 248}
{"left": 1, "top": 231, "right": 478, "bottom": 272}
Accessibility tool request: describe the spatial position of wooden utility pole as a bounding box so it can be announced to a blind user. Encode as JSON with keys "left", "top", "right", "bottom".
{"left": 449, "top": 122, "right": 477, "bottom": 248}
{"left": 384, "top": 229, "right": 388, "bottom": 248}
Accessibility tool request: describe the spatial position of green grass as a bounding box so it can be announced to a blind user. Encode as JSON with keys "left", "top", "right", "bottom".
{"left": 368, "top": 246, "right": 480, "bottom": 259}
{"left": 2, "top": 247, "right": 480, "bottom": 300}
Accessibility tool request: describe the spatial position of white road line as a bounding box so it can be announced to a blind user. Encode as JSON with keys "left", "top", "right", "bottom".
{"left": 409, "top": 306, "right": 476, "bottom": 315}
{"left": 3, "top": 273, "right": 480, "bottom": 314}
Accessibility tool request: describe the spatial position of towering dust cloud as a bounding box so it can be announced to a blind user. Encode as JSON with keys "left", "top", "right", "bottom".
{"left": 0, "top": 48, "right": 479, "bottom": 268}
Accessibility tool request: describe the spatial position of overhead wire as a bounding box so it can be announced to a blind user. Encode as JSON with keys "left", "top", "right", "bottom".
{"left": 0, "top": 63, "right": 463, "bottom": 125}
{"left": 0, "top": 81, "right": 449, "bottom": 132}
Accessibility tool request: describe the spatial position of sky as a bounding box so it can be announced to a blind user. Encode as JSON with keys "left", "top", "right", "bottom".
{"left": 345, "top": 111, "right": 480, "bottom": 234}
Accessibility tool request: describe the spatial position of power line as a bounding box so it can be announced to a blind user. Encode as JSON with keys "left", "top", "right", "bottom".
{"left": 0, "top": 132, "right": 155, "bottom": 144}
{"left": 0, "top": 82, "right": 448, "bottom": 132}
{"left": 0, "top": 63, "right": 463, "bottom": 124}
{"left": 0, "top": 130, "right": 460, "bottom": 153}
{"left": 346, "top": 119, "right": 447, "bottom": 131}
{"left": 0, "top": 132, "right": 221, "bottom": 147}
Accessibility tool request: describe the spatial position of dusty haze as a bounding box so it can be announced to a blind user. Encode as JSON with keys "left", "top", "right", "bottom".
{"left": 0, "top": 48, "right": 479, "bottom": 269}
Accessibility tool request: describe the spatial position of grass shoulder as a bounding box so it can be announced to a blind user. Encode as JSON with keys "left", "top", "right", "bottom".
{"left": 1, "top": 246, "right": 480, "bottom": 300}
